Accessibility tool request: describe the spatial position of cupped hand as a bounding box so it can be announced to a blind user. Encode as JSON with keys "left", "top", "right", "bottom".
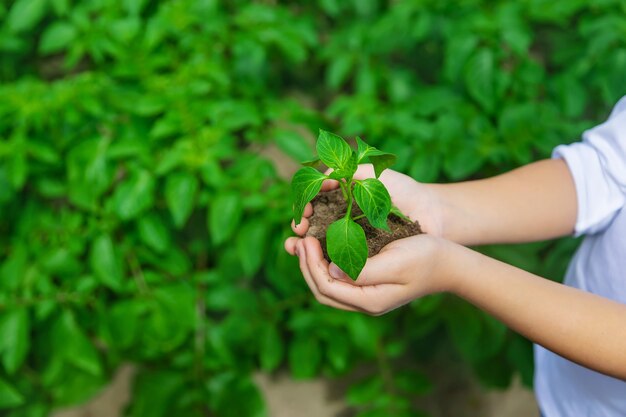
{"left": 285, "top": 164, "right": 443, "bottom": 256}
{"left": 289, "top": 234, "right": 453, "bottom": 315}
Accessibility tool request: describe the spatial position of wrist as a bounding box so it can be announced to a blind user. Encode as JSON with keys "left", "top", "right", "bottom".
{"left": 432, "top": 238, "right": 474, "bottom": 294}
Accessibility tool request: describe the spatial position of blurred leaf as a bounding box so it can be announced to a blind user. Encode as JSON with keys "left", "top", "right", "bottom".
{"left": 7, "top": 0, "right": 47, "bottom": 33}
{"left": 128, "top": 371, "right": 183, "bottom": 417}
{"left": 113, "top": 169, "right": 155, "bottom": 220}
{"left": 138, "top": 213, "right": 170, "bottom": 253}
{"left": 165, "top": 172, "right": 198, "bottom": 228}
{"left": 0, "top": 377, "right": 24, "bottom": 409}
{"left": 347, "top": 375, "right": 383, "bottom": 406}
{"left": 289, "top": 334, "right": 321, "bottom": 379}
{"left": 0, "top": 308, "right": 29, "bottom": 374}
{"left": 237, "top": 222, "right": 269, "bottom": 276}
{"left": 89, "top": 234, "right": 123, "bottom": 291}
{"left": 465, "top": 48, "right": 496, "bottom": 113}
{"left": 40, "top": 22, "right": 77, "bottom": 54}
{"left": 259, "top": 324, "right": 283, "bottom": 372}
{"left": 274, "top": 130, "right": 314, "bottom": 162}
{"left": 52, "top": 310, "right": 102, "bottom": 376}
{"left": 209, "top": 192, "right": 243, "bottom": 245}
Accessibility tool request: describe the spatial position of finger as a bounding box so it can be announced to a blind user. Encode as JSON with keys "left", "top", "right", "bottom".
{"left": 284, "top": 237, "right": 300, "bottom": 256}
{"left": 296, "top": 240, "right": 361, "bottom": 312}
{"left": 328, "top": 263, "right": 353, "bottom": 283}
{"left": 291, "top": 217, "right": 310, "bottom": 236}
{"left": 321, "top": 178, "right": 340, "bottom": 192}
{"left": 301, "top": 237, "right": 397, "bottom": 312}
{"left": 352, "top": 164, "right": 376, "bottom": 180}
{"left": 304, "top": 203, "right": 313, "bottom": 217}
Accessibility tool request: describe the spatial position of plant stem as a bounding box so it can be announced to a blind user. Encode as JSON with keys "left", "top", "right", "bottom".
{"left": 344, "top": 180, "right": 353, "bottom": 219}
{"left": 353, "top": 214, "right": 366, "bottom": 221}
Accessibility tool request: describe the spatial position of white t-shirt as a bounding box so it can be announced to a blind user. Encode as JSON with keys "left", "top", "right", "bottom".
{"left": 534, "top": 96, "right": 626, "bottom": 416}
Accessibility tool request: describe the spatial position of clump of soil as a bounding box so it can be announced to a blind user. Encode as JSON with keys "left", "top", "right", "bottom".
{"left": 306, "top": 188, "right": 422, "bottom": 261}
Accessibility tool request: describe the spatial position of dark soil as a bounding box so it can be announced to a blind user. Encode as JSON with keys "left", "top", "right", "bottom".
{"left": 306, "top": 188, "right": 422, "bottom": 261}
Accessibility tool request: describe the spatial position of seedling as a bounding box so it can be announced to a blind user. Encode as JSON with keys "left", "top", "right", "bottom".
{"left": 291, "top": 130, "right": 398, "bottom": 280}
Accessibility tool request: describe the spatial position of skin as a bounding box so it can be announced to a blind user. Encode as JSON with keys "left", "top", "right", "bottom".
{"left": 284, "top": 161, "right": 626, "bottom": 381}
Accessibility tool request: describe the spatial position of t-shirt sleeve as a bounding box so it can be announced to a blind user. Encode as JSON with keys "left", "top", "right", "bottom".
{"left": 552, "top": 96, "right": 626, "bottom": 236}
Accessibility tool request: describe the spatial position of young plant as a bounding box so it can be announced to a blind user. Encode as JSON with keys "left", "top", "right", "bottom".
{"left": 291, "top": 130, "right": 397, "bottom": 280}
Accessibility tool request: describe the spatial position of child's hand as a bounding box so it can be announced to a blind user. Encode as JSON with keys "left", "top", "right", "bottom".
{"left": 285, "top": 164, "right": 443, "bottom": 255}
{"left": 290, "top": 234, "right": 453, "bottom": 315}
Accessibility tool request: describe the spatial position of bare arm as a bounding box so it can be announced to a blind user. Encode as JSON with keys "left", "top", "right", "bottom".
{"left": 288, "top": 235, "right": 626, "bottom": 380}
{"left": 448, "top": 242, "right": 626, "bottom": 380}
{"left": 430, "top": 158, "right": 578, "bottom": 245}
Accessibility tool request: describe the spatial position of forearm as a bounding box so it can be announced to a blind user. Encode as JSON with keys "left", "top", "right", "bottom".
{"left": 429, "top": 159, "right": 577, "bottom": 245}
{"left": 443, "top": 242, "right": 626, "bottom": 380}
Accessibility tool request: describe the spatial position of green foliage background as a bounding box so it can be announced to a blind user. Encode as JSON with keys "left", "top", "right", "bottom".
{"left": 0, "top": 0, "right": 625, "bottom": 416}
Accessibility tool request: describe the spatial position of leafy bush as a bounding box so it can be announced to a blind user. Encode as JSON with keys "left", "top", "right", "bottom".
{"left": 0, "top": 0, "right": 624, "bottom": 416}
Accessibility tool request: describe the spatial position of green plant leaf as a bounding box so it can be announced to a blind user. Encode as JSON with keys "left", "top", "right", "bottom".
{"left": 464, "top": 48, "right": 496, "bottom": 113}
{"left": 0, "top": 377, "right": 24, "bottom": 409}
{"left": 112, "top": 169, "right": 155, "bottom": 220}
{"left": 327, "top": 151, "right": 358, "bottom": 180}
{"left": 290, "top": 167, "right": 326, "bottom": 224}
{"left": 316, "top": 130, "right": 353, "bottom": 171}
{"left": 301, "top": 158, "right": 323, "bottom": 168}
{"left": 165, "top": 172, "right": 198, "bottom": 228}
{"left": 7, "top": 0, "right": 47, "bottom": 33}
{"left": 353, "top": 179, "right": 391, "bottom": 231}
{"left": 274, "top": 130, "right": 314, "bottom": 161}
{"left": 259, "top": 323, "right": 283, "bottom": 372}
{"left": 326, "top": 217, "right": 367, "bottom": 280}
{"left": 237, "top": 222, "right": 269, "bottom": 276}
{"left": 390, "top": 205, "right": 412, "bottom": 222}
{"left": 137, "top": 213, "right": 170, "bottom": 253}
{"left": 89, "top": 234, "right": 123, "bottom": 291}
{"left": 355, "top": 137, "right": 396, "bottom": 178}
{"left": 288, "top": 334, "right": 321, "bottom": 379}
{"left": 39, "top": 22, "right": 77, "bottom": 54}
{"left": 0, "top": 308, "right": 29, "bottom": 374}
{"left": 209, "top": 192, "right": 243, "bottom": 245}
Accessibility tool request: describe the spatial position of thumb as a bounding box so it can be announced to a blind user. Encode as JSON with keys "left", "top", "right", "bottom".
{"left": 329, "top": 263, "right": 352, "bottom": 283}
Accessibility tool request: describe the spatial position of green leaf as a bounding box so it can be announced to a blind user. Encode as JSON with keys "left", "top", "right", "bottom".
{"left": 0, "top": 377, "right": 24, "bottom": 409}
{"left": 316, "top": 130, "right": 353, "bottom": 171}
{"left": 353, "top": 179, "right": 391, "bottom": 231}
{"left": 39, "top": 22, "right": 77, "bottom": 54}
{"left": 7, "top": 0, "right": 47, "bottom": 33}
{"left": 464, "top": 48, "right": 496, "bottom": 113}
{"left": 390, "top": 205, "right": 411, "bottom": 222}
{"left": 326, "top": 217, "right": 367, "bottom": 280}
{"left": 301, "top": 158, "right": 323, "bottom": 168}
{"left": 290, "top": 167, "right": 326, "bottom": 224}
{"left": 288, "top": 334, "right": 321, "bottom": 379}
{"left": 137, "top": 213, "right": 170, "bottom": 253}
{"left": 327, "top": 54, "right": 353, "bottom": 88}
{"left": 259, "top": 324, "right": 283, "bottom": 371}
{"left": 112, "top": 169, "right": 155, "bottom": 220}
{"left": 237, "top": 222, "right": 269, "bottom": 276}
{"left": 52, "top": 310, "right": 102, "bottom": 376}
{"left": 0, "top": 309, "right": 29, "bottom": 374}
{"left": 209, "top": 192, "right": 243, "bottom": 245}
{"left": 347, "top": 375, "right": 383, "bottom": 406}
{"left": 355, "top": 137, "right": 396, "bottom": 178}
{"left": 165, "top": 172, "right": 198, "bottom": 228}
{"left": 274, "top": 130, "right": 314, "bottom": 162}
{"left": 327, "top": 151, "right": 358, "bottom": 180}
{"left": 89, "top": 234, "right": 123, "bottom": 291}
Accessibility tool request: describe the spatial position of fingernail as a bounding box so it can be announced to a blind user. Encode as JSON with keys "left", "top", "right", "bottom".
{"left": 329, "top": 263, "right": 346, "bottom": 280}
